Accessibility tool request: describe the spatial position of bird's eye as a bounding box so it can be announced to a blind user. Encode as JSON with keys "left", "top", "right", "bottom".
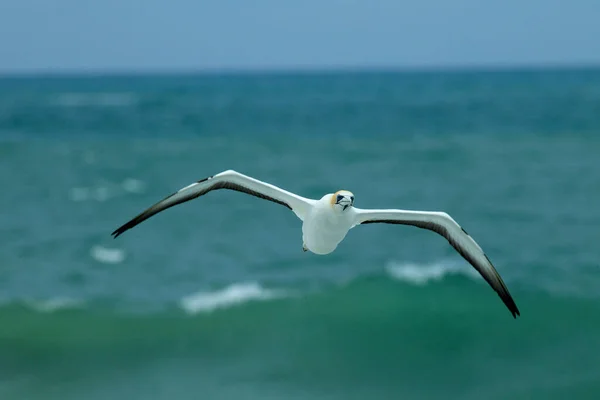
{"left": 350, "top": 196, "right": 354, "bottom": 202}
{"left": 336, "top": 195, "right": 344, "bottom": 202}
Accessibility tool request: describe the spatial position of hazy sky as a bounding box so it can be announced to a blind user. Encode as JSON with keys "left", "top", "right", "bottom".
{"left": 1, "top": 0, "right": 599, "bottom": 72}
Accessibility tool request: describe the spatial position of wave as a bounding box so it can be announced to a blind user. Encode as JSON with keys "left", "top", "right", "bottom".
{"left": 1, "top": 273, "right": 599, "bottom": 360}
{"left": 175, "top": 261, "right": 487, "bottom": 316}
{"left": 23, "top": 297, "right": 85, "bottom": 313}
{"left": 1, "top": 259, "right": 485, "bottom": 318}
{"left": 179, "top": 282, "right": 291, "bottom": 314}
{"left": 384, "top": 259, "right": 480, "bottom": 285}
{"left": 90, "top": 245, "right": 126, "bottom": 264}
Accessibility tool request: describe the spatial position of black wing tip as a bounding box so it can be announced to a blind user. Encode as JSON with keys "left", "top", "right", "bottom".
{"left": 111, "top": 225, "right": 128, "bottom": 238}
{"left": 512, "top": 302, "right": 521, "bottom": 318}
{"left": 111, "top": 217, "right": 144, "bottom": 238}
{"left": 491, "top": 287, "right": 520, "bottom": 319}
{"left": 499, "top": 290, "right": 521, "bottom": 319}
{"left": 495, "top": 284, "right": 521, "bottom": 319}
{"left": 481, "top": 253, "right": 520, "bottom": 319}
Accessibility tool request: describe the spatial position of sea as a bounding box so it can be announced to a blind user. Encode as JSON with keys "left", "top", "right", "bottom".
{"left": 0, "top": 67, "right": 599, "bottom": 400}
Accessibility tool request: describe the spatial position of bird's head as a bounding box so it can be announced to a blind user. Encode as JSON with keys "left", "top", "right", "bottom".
{"left": 330, "top": 190, "right": 354, "bottom": 211}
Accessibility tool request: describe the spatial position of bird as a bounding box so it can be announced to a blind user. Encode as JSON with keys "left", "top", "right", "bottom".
{"left": 112, "top": 169, "right": 520, "bottom": 318}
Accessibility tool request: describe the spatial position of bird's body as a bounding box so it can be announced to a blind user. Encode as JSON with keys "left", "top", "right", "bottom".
{"left": 112, "top": 169, "right": 521, "bottom": 318}
{"left": 302, "top": 193, "right": 355, "bottom": 254}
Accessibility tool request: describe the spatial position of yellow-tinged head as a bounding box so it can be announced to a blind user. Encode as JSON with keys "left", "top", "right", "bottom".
{"left": 330, "top": 190, "right": 355, "bottom": 211}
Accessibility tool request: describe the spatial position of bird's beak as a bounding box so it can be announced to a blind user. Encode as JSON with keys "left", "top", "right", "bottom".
{"left": 337, "top": 197, "right": 351, "bottom": 210}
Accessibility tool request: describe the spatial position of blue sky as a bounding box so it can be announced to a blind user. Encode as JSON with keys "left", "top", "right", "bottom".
{"left": 1, "top": 0, "right": 599, "bottom": 72}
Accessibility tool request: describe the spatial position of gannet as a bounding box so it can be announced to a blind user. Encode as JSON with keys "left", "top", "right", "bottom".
{"left": 112, "top": 169, "right": 520, "bottom": 318}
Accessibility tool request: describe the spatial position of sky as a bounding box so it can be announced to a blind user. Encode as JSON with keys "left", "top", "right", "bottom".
{"left": 1, "top": 0, "right": 600, "bottom": 73}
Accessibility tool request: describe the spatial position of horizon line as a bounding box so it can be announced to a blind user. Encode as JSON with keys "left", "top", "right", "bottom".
{"left": 1, "top": 60, "right": 599, "bottom": 78}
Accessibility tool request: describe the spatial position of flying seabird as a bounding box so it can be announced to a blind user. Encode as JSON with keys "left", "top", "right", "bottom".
{"left": 112, "top": 169, "right": 520, "bottom": 318}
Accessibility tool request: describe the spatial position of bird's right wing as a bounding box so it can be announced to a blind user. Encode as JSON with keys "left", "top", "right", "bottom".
{"left": 112, "top": 170, "right": 315, "bottom": 238}
{"left": 353, "top": 208, "right": 520, "bottom": 318}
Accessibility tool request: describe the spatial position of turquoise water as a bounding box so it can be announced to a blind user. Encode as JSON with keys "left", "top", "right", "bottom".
{"left": 1, "top": 68, "right": 600, "bottom": 399}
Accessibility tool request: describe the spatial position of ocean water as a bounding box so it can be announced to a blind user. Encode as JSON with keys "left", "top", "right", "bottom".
{"left": 1, "top": 68, "right": 599, "bottom": 399}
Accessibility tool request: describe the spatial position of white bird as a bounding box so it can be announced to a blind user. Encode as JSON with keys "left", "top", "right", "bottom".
{"left": 112, "top": 169, "right": 520, "bottom": 318}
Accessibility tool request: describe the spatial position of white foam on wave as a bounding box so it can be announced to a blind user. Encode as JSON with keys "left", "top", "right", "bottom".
{"left": 121, "top": 178, "right": 146, "bottom": 194}
{"left": 68, "top": 186, "right": 114, "bottom": 202}
{"left": 91, "top": 245, "right": 126, "bottom": 264}
{"left": 180, "top": 282, "right": 287, "bottom": 314}
{"left": 25, "top": 297, "right": 84, "bottom": 313}
{"left": 384, "top": 259, "right": 480, "bottom": 285}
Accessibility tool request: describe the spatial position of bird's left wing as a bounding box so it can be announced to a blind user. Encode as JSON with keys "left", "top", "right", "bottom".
{"left": 353, "top": 208, "right": 520, "bottom": 318}
{"left": 112, "top": 170, "right": 315, "bottom": 238}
